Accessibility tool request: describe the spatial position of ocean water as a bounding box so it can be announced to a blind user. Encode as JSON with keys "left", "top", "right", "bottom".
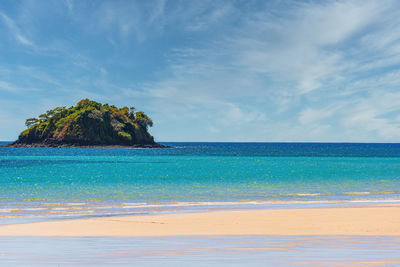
{"left": 1, "top": 142, "right": 400, "bottom": 221}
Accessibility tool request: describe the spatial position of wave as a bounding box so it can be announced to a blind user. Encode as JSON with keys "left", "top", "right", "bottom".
{"left": 343, "top": 192, "right": 371, "bottom": 195}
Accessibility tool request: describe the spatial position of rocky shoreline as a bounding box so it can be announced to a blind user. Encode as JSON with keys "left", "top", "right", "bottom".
{"left": 1, "top": 142, "right": 171, "bottom": 149}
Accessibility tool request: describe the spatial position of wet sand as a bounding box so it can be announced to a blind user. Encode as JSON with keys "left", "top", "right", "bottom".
{"left": 0, "top": 205, "right": 399, "bottom": 236}
{"left": 2, "top": 235, "right": 400, "bottom": 266}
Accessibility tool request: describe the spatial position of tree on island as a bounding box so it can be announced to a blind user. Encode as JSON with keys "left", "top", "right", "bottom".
{"left": 11, "top": 99, "right": 161, "bottom": 147}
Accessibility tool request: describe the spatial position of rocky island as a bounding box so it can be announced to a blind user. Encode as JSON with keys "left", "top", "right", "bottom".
{"left": 6, "top": 99, "right": 166, "bottom": 148}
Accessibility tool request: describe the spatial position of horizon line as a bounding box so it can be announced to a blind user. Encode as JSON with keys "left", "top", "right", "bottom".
{"left": 2, "top": 140, "right": 400, "bottom": 144}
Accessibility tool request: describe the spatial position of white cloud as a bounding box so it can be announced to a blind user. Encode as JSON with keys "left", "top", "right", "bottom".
{"left": 233, "top": 0, "right": 383, "bottom": 94}
{"left": 0, "top": 10, "right": 34, "bottom": 46}
{"left": 185, "top": 2, "right": 234, "bottom": 31}
{"left": 141, "top": 0, "right": 400, "bottom": 141}
{"left": 222, "top": 104, "right": 267, "bottom": 124}
{"left": 299, "top": 108, "right": 335, "bottom": 125}
{"left": 339, "top": 91, "right": 400, "bottom": 139}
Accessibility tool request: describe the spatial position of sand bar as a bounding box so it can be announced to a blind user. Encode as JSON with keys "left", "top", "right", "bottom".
{"left": 0, "top": 205, "right": 400, "bottom": 236}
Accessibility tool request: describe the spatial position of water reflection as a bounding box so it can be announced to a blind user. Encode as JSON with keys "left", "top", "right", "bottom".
{"left": 1, "top": 235, "right": 399, "bottom": 266}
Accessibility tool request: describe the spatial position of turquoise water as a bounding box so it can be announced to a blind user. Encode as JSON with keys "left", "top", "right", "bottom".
{"left": 1, "top": 142, "right": 400, "bottom": 220}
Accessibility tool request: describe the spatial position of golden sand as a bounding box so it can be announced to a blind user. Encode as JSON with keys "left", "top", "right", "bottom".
{"left": 0, "top": 205, "right": 399, "bottom": 236}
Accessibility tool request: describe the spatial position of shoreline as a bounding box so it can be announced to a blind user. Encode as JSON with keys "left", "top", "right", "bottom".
{"left": 2, "top": 199, "right": 400, "bottom": 222}
{"left": 0, "top": 143, "right": 171, "bottom": 149}
{"left": 1, "top": 204, "right": 400, "bottom": 236}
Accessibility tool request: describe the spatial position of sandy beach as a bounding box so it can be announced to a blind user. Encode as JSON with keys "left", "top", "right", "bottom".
{"left": 0, "top": 205, "right": 399, "bottom": 237}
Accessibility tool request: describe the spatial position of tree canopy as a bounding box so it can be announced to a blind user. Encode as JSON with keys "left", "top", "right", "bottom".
{"left": 16, "top": 99, "right": 155, "bottom": 146}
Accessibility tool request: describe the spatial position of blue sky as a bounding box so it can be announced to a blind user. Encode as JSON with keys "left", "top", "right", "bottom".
{"left": 1, "top": 0, "right": 400, "bottom": 142}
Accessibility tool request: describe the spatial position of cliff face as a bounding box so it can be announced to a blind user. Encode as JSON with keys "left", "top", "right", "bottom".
{"left": 12, "top": 99, "right": 158, "bottom": 147}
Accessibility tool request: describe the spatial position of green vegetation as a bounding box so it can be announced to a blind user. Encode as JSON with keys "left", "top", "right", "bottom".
{"left": 15, "top": 99, "right": 156, "bottom": 146}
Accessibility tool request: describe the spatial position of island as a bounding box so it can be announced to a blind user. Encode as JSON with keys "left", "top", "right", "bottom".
{"left": 6, "top": 99, "right": 167, "bottom": 148}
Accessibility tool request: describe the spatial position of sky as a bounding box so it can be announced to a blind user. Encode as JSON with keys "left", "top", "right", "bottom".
{"left": 1, "top": 0, "right": 400, "bottom": 142}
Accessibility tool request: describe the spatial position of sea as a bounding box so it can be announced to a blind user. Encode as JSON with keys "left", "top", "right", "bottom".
{"left": 1, "top": 142, "right": 400, "bottom": 223}
{"left": 2, "top": 142, "right": 400, "bottom": 266}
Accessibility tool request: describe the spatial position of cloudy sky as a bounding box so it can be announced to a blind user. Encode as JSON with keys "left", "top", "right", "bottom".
{"left": 1, "top": 0, "right": 400, "bottom": 142}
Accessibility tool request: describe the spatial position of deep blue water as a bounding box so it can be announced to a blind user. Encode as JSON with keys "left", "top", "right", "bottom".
{"left": 1, "top": 142, "right": 400, "bottom": 220}
{"left": 3, "top": 142, "right": 400, "bottom": 157}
